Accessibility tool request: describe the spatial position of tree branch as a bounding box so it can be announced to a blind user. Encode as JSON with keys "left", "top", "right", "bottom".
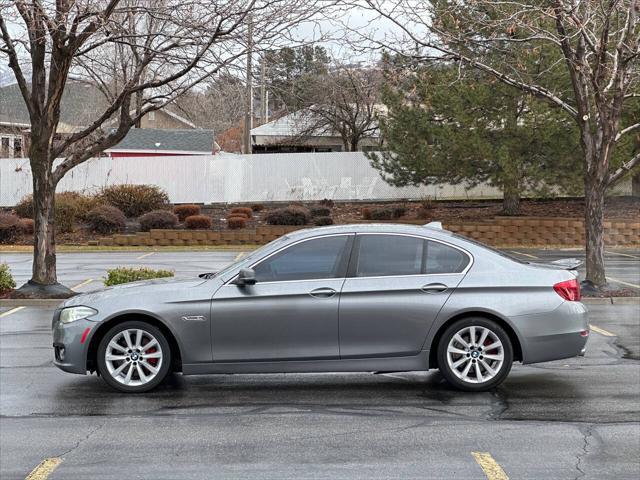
{"left": 608, "top": 152, "right": 640, "bottom": 187}
{"left": 0, "top": 12, "right": 33, "bottom": 117}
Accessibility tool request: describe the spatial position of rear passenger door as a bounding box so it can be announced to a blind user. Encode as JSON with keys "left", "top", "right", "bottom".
{"left": 338, "top": 234, "right": 471, "bottom": 358}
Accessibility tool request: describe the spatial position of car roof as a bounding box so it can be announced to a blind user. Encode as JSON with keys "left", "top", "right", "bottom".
{"left": 287, "top": 223, "right": 456, "bottom": 241}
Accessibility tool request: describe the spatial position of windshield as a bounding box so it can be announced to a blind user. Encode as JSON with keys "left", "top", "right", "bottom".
{"left": 213, "top": 235, "right": 290, "bottom": 278}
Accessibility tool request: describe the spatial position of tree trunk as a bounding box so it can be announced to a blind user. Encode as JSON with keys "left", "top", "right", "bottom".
{"left": 583, "top": 174, "right": 607, "bottom": 288}
{"left": 14, "top": 150, "right": 73, "bottom": 298}
{"left": 501, "top": 180, "right": 521, "bottom": 216}
{"left": 31, "top": 167, "right": 57, "bottom": 285}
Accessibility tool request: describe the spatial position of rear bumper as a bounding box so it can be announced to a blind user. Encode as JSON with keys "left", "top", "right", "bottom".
{"left": 512, "top": 301, "right": 589, "bottom": 364}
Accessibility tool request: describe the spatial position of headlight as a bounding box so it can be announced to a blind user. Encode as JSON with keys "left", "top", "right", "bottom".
{"left": 59, "top": 306, "right": 98, "bottom": 324}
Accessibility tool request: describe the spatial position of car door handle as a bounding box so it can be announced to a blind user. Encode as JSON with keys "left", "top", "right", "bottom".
{"left": 421, "top": 283, "right": 448, "bottom": 294}
{"left": 309, "top": 287, "right": 337, "bottom": 298}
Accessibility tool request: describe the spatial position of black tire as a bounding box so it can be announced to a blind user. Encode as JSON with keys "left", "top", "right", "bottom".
{"left": 437, "top": 317, "right": 513, "bottom": 392}
{"left": 97, "top": 321, "right": 171, "bottom": 393}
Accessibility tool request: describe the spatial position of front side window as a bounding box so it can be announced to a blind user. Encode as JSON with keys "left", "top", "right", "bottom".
{"left": 356, "top": 235, "right": 424, "bottom": 277}
{"left": 253, "top": 235, "right": 350, "bottom": 282}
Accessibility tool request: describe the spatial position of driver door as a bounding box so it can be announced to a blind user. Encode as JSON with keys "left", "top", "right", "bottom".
{"left": 211, "top": 234, "right": 353, "bottom": 362}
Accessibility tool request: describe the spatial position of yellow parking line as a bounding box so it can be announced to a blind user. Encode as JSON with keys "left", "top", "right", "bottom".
{"left": 590, "top": 324, "right": 616, "bottom": 337}
{"left": 136, "top": 252, "right": 156, "bottom": 260}
{"left": 472, "top": 452, "right": 509, "bottom": 480}
{"left": 606, "top": 276, "right": 640, "bottom": 289}
{"left": 71, "top": 279, "right": 94, "bottom": 290}
{"left": 509, "top": 251, "right": 539, "bottom": 259}
{"left": 0, "top": 306, "right": 25, "bottom": 318}
{"left": 25, "top": 457, "right": 62, "bottom": 480}
{"left": 235, "top": 252, "right": 246, "bottom": 261}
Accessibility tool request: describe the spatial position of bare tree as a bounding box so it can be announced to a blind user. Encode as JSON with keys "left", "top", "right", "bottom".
{"left": 293, "top": 63, "right": 381, "bottom": 151}
{"left": 348, "top": 0, "right": 640, "bottom": 288}
{"left": 173, "top": 73, "right": 247, "bottom": 135}
{"left": 0, "top": 0, "right": 332, "bottom": 297}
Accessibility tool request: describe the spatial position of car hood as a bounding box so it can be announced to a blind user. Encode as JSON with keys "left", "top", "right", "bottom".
{"left": 61, "top": 277, "right": 210, "bottom": 308}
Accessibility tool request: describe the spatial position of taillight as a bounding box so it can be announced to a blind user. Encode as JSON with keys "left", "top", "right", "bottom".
{"left": 553, "top": 279, "right": 581, "bottom": 301}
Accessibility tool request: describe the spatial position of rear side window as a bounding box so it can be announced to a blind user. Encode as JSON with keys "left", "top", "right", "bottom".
{"left": 426, "top": 240, "right": 469, "bottom": 274}
{"left": 253, "top": 235, "right": 350, "bottom": 282}
{"left": 353, "top": 235, "right": 470, "bottom": 277}
{"left": 356, "top": 235, "right": 424, "bottom": 277}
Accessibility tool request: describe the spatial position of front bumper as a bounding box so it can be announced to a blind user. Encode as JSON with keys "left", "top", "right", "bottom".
{"left": 512, "top": 301, "right": 589, "bottom": 364}
{"left": 52, "top": 313, "right": 94, "bottom": 375}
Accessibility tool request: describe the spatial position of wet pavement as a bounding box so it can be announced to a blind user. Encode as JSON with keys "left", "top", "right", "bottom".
{"left": 1, "top": 302, "right": 639, "bottom": 479}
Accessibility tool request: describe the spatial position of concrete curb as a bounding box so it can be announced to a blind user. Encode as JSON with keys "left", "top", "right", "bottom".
{"left": 2, "top": 297, "right": 638, "bottom": 309}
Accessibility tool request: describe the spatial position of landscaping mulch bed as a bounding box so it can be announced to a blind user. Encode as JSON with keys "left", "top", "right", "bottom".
{"left": 327, "top": 197, "right": 639, "bottom": 224}
{"left": 4, "top": 197, "right": 638, "bottom": 246}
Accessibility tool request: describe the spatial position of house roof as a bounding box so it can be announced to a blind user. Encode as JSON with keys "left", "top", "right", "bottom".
{"left": 250, "top": 108, "right": 381, "bottom": 140}
{"left": 0, "top": 81, "right": 196, "bottom": 129}
{"left": 107, "top": 128, "right": 215, "bottom": 153}
{"left": 250, "top": 111, "right": 319, "bottom": 137}
{"left": 0, "top": 81, "right": 106, "bottom": 127}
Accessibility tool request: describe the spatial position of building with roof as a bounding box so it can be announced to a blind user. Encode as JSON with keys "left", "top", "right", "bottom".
{"left": 105, "top": 128, "right": 217, "bottom": 158}
{"left": 0, "top": 81, "right": 200, "bottom": 158}
{"left": 250, "top": 110, "right": 380, "bottom": 154}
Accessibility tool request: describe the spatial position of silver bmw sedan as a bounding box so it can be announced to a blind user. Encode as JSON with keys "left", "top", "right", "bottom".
{"left": 52, "top": 223, "right": 589, "bottom": 393}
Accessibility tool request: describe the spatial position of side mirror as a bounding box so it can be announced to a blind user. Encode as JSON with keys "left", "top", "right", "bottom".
{"left": 235, "top": 268, "right": 256, "bottom": 286}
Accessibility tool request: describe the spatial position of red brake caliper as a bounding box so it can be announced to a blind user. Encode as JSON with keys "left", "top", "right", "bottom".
{"left": 145, "top": 347, "right": 158, "bottom": 366}
{"left": 483, "top": 337, "right": 495, "bottom": 354}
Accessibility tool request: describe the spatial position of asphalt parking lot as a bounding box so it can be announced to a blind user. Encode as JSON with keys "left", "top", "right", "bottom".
{"left": 0, "top": 248, "right": 639, "bottom": 479}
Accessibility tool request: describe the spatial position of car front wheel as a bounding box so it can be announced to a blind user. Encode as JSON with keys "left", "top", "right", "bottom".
{"left": 97, "top": 321, "right": 171, "bottom": 393}
{"left": 437, "top": 317, "right": 513, "bottom": 392}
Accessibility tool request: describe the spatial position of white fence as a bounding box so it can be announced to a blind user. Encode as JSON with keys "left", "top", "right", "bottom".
{"left": 0, "top": 151, "right": 589, "bottom": 206}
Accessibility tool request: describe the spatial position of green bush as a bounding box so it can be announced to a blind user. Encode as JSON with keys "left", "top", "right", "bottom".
{"left": 314, "top": 216, "right": 334, "bottom": 226}
{"left": 86, "top": 205, "right": 126, "bottom": 234}
{"left": 265, "top": 206, "right": 310, "bottom": 225}
{"left": 0, "top": 263, "right": 16, "bottom": 292}
{"left": 0, "top": 213, "right": 20, "bottom": 244}
{"left": 99, "top": 184, "right": 169, "bottom": 217}
{"left": 184, "top": 214, "right": 212, "bottom": 229}
{"left": 104, "top": 267, "right": 174, "bottom": 286}
{"left": 138, "top": 210, "right": 178, "bottom": 232}
{"left": 173, "top": 204, "right": 201, "bottom": 222}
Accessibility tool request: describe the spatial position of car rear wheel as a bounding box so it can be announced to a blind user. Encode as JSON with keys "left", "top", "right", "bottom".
{"left": 97, "top": 321, "right": 171, "bottom": 393}
{"left": 437, "top": 317, "right": 513, "bottom": 392}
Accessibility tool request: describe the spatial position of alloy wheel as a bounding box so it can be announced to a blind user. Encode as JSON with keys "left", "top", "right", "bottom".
{"left": 445, "top": 325, "right": 504, "bottom": 384}
{"left": 104, "top": 328, "right": 163, "bottom": 387}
